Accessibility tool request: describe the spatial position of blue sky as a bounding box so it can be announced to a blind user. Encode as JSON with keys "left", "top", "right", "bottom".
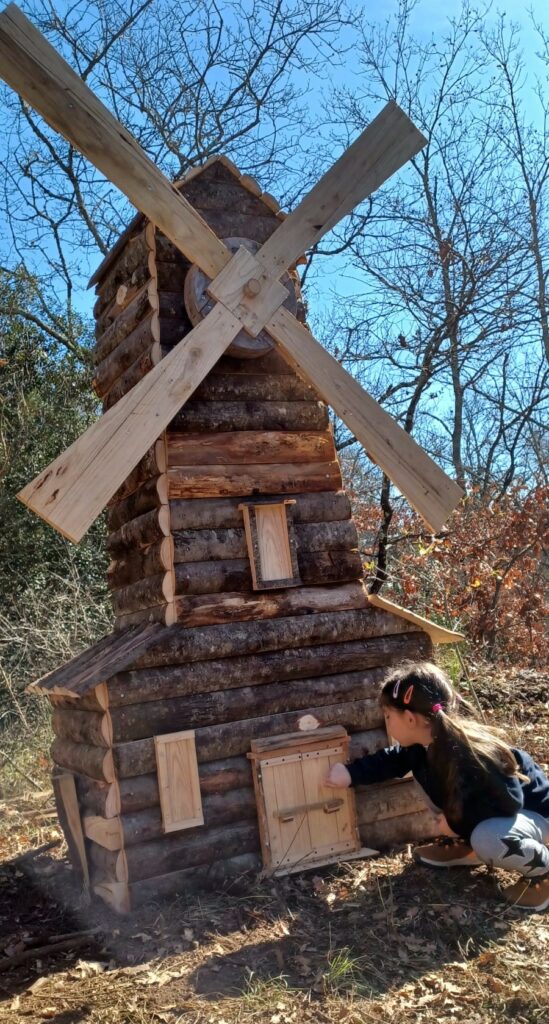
{"left": 1, "top": 0, "right": 547, "bottom": 325}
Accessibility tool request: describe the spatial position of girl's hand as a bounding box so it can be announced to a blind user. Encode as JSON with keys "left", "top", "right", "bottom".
{"left": 324, "top": 763, "right": 352, "bottom": 788}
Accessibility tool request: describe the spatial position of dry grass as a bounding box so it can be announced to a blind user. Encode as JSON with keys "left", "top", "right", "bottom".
{"left": 0, "top": 667, "right": 548, "bottom": 1024}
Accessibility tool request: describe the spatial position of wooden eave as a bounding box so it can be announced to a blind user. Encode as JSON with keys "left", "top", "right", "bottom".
{"left": 87, "top": 155, "right": 287, "bottom": 289}
{"left": 367, "top": 593, "right": 465, "bottom": 645}
{"left": 26, "top": 622, "right": 173, "bottom": 699}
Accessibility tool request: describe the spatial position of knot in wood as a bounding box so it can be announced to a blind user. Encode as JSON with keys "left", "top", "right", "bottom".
{"left": 243, "top": 277, "right": 261, "bottom": 299}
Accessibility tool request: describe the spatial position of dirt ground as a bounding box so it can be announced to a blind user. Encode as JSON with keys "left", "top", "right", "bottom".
{"left": 0, "top": 668, "right": 548, "bottom": 1024}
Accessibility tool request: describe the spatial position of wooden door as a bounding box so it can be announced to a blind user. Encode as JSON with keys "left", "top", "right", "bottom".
{"left": 250, "top": 726, "right": 360, "bottom": 872}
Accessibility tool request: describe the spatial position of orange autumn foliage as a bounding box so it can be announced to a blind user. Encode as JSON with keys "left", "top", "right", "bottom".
{"left": 353, "top": 483, "right": 548, "bottom": 664}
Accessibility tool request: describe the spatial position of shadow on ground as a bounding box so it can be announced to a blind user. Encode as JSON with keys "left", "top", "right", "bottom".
{"left": 0, "top": 837, "right": 528, "bottom": 1013}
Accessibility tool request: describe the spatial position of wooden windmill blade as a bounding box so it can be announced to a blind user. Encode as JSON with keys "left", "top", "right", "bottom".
{"left": 266, "top": 307, "right": 464, "bottom": 533}
{"left": 256, "top": 101, "right": 426, "bottom": 278}
{"left": 0, "top": 3, "right": 229, "bottom": 280}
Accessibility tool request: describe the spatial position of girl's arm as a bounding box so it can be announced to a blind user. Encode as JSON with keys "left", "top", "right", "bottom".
{"left": 326, "top": 744, "right": 423, "bottom": 788}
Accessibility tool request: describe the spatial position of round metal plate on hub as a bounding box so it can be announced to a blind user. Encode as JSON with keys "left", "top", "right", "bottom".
{"left": 184, "top": 237, "right": 298, "bottom": 358}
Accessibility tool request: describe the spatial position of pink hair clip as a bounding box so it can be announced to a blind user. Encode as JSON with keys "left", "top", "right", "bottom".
{"left": 432, "top": 703, "right": 443, "bottom": 713}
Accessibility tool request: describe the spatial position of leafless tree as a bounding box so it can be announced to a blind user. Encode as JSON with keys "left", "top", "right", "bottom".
{"left": 313, "top": 0, "right": 547, "bottom": 501}
{"left": 0, "top": 0, "right": 354, "bottom": 359}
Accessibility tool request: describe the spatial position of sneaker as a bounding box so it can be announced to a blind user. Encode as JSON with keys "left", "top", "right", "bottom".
{"left": 412, "top": 836, "right": 483, "bottom": 868}
{"left": 501, "top": 873, "right": 549, "bottom": 912}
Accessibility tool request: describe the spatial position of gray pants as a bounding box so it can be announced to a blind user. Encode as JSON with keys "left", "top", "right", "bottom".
{"left": 470, "top": 811, "right": 549, "bottom": 877}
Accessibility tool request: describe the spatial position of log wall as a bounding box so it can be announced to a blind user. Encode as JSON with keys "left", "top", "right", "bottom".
{"left": 51, "top": 160, "right": 440, "bottom": 912}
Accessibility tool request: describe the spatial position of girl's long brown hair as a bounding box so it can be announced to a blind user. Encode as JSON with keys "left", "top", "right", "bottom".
{"left": 380, "top": 661, "right": 525, "bottom": 821}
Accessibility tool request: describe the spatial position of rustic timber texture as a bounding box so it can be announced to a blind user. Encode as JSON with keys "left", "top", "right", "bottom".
{"left": 35, "top": 156, "right": 444, "bottom": 911}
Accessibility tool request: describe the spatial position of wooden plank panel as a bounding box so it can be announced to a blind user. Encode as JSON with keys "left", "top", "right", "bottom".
{"left": 255, "top": 504, "right": 294, "bottom": 581}
{"left": 17, "top": 304, "right": 242, "bottom": 541}
{"left": 154, "top": 730, "right": 204, "bottom": 832}
{"left": 267, "top": 306, "right": 464, "bottom": 532}
{"left": 300, "top": 753, "right": 355, "bottom": 856}
{"left": 261, "top": 761, "right": 311, "bottom": 869}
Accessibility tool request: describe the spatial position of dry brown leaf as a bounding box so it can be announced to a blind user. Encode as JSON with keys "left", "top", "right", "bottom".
{"left": 26, "top": 977, "right": 47, "bottom": 994}
{"left": 477, "top": 950, "right": 497, "bottom": 966}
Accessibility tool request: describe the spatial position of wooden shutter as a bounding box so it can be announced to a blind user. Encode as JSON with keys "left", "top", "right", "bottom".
{"left": 155, "top": 730, "right": 204, "bottom": 832}
{"left": 239, "top": 500, "right": 301, "bottom": 590}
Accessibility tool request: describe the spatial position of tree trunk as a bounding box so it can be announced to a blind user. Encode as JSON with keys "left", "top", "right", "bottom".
{"left": 93, "top": 227, "right": 154, "bottom": 321}
{"left": 109, "top": 439, "right": 167, "bottom": 504}
{"left": 171, "top": 549, "right": 363, "bottom": 595}
{"left": 130, "top": 852, "right": 261, "bottom": 908}
{"left": 169, "top": 490, "right": 352, "bottom": 531}
{"left": 108, "top": 537, "right": 174, "bottom": 590}
{"left": 88, "top": 821, "right": 259, "bottom": 883}
{"left": 113, "top": 698, "right": 383, "bottom": 777}
{"left": 107, "top": 507, "right": 170, "bottom": 556}
{"left": 172, "top": 520, "right": 357, "bottom": 565}
{"left": 109, "top": 631, "right": 429, "bottom": 707}
{"left": 51, "top": 738, "right": 115, "bottom": 783}
{"left": 173, "top": 581, "right": 366, "bottom": 628}
{"left": 193, "top": 372, "right": 315, "bottom": 402}
{"left": 110, "top": 572, "right": 175, "bottom": 615}
{"left": 133, "top": 607, "right": 416, "bottom": 668}
{"left": 109, "top": 670, "right": 385, "bottom": 741}
{"left": 169, "top": 400, "right": 329, "bottom": 433}
{"left": 77, "top": 756, "right": 252, "bottom": 818}
{"left": 120, "top": 786, "right": 257, "bottom": 846}
{"left": 103, "top": 343, "right": 162, "bottom": 410}
{"left": 94, "top": 281, "right": 158, "bottom": 362}
{"left": 107, "top": 476, "right": 169, "bottom": 533}
{"left": 52, "top": 709, "right": 113, "bottom": 747}
{"left": 167, "top": 430, "right": 334, "bottom": 466}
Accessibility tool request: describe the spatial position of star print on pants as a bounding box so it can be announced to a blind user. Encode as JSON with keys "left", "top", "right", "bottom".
{"left": 524, "top": 848, "right": 549, "bottom": 873}
{"left": 500, "top": 836, "right": 525, "bottom": 859}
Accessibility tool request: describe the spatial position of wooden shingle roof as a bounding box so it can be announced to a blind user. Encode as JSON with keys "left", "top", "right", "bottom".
{"left": 88, "top": 155, "right": 286, "bottom": 289}
{"left": 27, "top": 623, "right": 173, "bottom": 698}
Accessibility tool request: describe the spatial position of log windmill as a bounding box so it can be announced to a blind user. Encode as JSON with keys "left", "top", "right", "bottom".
{"left": 0, "top": 5, "right": 464, "bottom": 914}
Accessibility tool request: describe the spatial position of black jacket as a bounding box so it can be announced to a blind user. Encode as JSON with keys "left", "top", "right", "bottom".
{"left": 347, "top": 745, "right": 549, "bottom": 841}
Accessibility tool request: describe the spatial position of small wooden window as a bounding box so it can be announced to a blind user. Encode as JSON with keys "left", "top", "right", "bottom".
{"left": 239, "top": 500, "right": 301, "bottom": 590}
{"left": 249, "top": 726, "right": 361, "bottom": 873}
{"left": 155, "top": 730, "right": 204, "bottom": 832}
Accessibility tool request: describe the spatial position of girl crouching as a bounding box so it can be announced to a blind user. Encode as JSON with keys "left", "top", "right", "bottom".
{"left": 325, "top": 661, "right": 549, "bottom": 912}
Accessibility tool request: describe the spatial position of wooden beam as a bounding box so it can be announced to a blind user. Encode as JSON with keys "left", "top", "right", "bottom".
{"left": 17, "top": 304, "right": 242, "bottom": 541}
{"left": 367, "top": 593, "right": 465, "bottom": 644}
{"left": 52, "top": 770, "right": 90, "bottom": 886}
{"left": 167, "top": 430, "right": 334, "bottom": 466}
{"left": 266, "top": 306, "right": 464, "bottom": 532}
